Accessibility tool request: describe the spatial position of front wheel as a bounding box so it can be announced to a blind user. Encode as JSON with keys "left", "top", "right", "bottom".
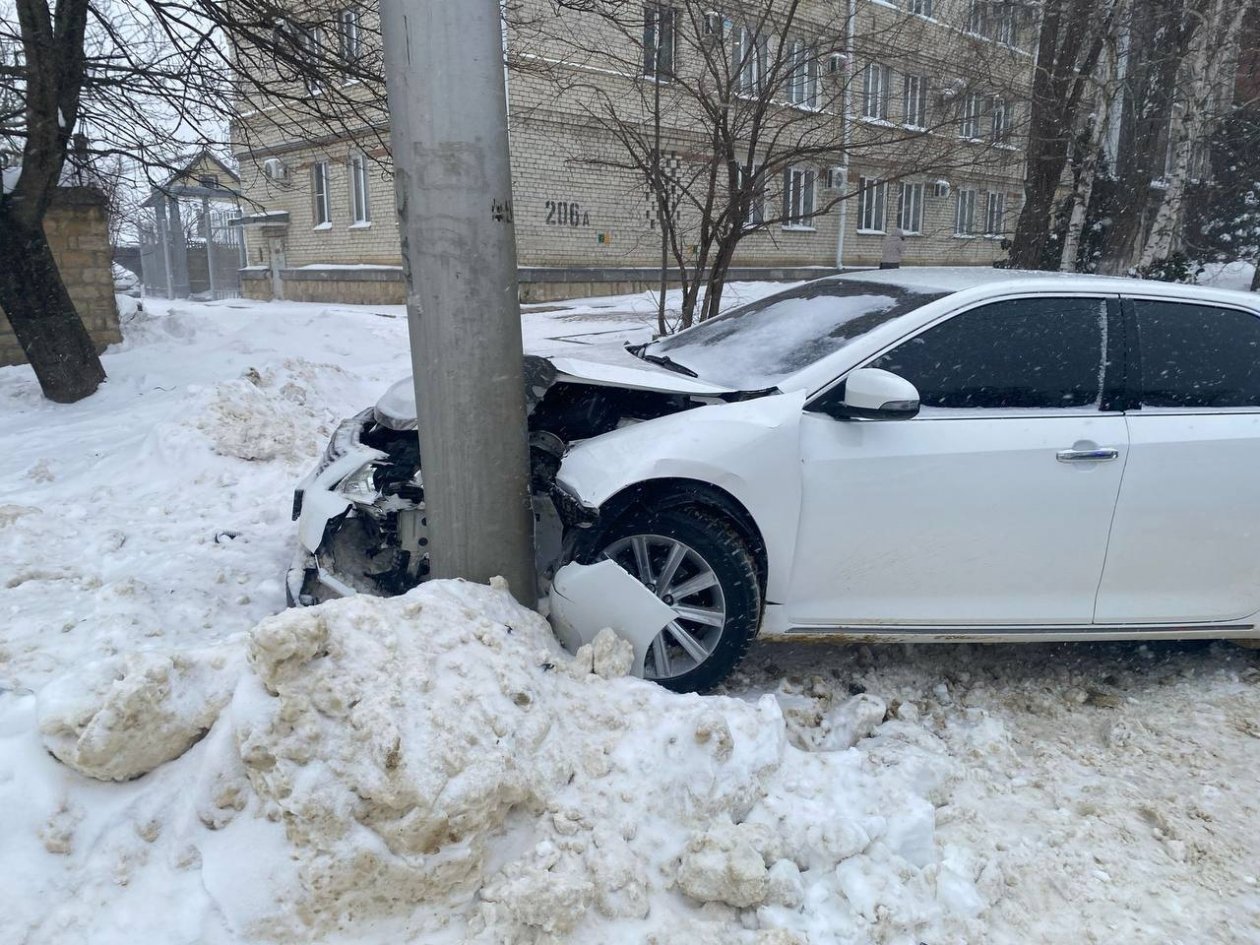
{"left": 588, "top": 506, "right": 762, "bottom": 692}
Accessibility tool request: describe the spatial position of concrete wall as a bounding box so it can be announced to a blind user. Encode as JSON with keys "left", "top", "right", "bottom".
{"left": 0, "top": 188, "right": 121, "bottom": 367}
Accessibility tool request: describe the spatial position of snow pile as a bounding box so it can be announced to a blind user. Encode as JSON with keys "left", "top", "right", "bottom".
{"left": 11, "top": 579, "right": 988, "bottom": 944}
{"left": 187, "top": 359, "right": 353, "bottom": 463}
{"left": 37, "top": 641, "right": 243, "bottom": 782}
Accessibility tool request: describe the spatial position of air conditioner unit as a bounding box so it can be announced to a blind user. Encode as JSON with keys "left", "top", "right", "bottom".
{"left": 827, "top": 167, "right": 848, "bottom": 190}
{"left": 931, "top": 180, "right": 951, "bottom": 198}
{"left": 262, "top": 158, "right": 288, "bottom": 181}
{"left": 937, "top": 78, "right": 965, "bottom": 102}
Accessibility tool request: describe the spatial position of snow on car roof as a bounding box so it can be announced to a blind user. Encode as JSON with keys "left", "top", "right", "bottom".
{"left": 829, "top": 266, "right": 1260, "bottom": 306}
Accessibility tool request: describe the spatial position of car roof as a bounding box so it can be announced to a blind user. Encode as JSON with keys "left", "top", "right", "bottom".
{"left": 826, "top": 266, "right": 1260, "bottom": 309}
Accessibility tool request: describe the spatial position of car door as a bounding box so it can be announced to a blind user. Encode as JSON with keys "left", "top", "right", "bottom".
{"left": 788, "top": 294, "right": 1128, "bottom": 628}
{"left": 1094, "top": 297, "right": 1260, "bottom": 625}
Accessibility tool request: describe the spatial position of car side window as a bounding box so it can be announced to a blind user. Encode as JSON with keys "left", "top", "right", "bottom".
{"left": 1134, "top": 300, "right": 1260, "bottom": 409}
{"left": 868, "top": 297, "right": 1107, "bottom": 409}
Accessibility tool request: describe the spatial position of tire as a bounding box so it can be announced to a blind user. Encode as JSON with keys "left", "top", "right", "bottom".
{"left": 582, "top": 505, "right": 762, "bottom": 693}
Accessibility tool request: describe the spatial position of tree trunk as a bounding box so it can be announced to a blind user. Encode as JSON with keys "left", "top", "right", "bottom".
{"left": 1010, "top": 143, "right": 1071, "bottom": 269}
{"left": 1097, "top": 0, "right": 1196, "bottom": 274}
{"left": 1251, "top": 258, "right": 1260, "bottom": 292}
{"left": 0, "top": 214, "right": 106, "bottom": 402}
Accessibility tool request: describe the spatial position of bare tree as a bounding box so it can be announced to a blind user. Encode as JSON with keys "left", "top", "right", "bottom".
{"left": 515, "top": 0, "right": 1029, "bottom": 329}
{"left": 0, "top": 0, "right": 385, "bottom": 401}
{"left": 1007, "top": 0, "right": 1122, "bottom": 270}
{"left": 1094, "top": 0, "right": 1205, "bottom": 274}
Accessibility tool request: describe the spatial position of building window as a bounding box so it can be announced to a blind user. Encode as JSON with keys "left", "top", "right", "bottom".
{"left": 985, "top": 191, "right": 1006, "bottom": 236}
{"left": 909, "top": 0, "right": 934, "bottom": 15}
{"left": 338, "top": 7, "right": 361, "bottom": 61}
{"left": 955, "top": 188, "right": 978, "bottom": 235}
{"left": 299, "top": 26, "right": 325, "bottom": 95}
{"left": 312, "top": 161, "right": 331, "bottom": 227}
{"left": 199, "top": 174, "right": 220, "bottom": 189}
{"left": 960, "top": 92, "right": 983, "bottom": 139}
{"left": 966, "top": 0, "right": 989, "bottom": 36}
{"left": 862, "top": 63, "right": 892, "bottom": 120}
{"left": 898, "top": 182, "right": 924, "bottom": 234}
{"left": 902, "top": 74, "right": 928, "bottom": 129}
{"left": 783, "top": 167, "right": 816, "bottom": 228}
{"left": 350, "top": 152, "right": 371, "bottom": 224}
{"left": 737, "top": 163, "right": 765, "bottom": 227}
{"left": 643, "top": 4, "right": 677, "bottom": 81}
{"left": 995, "top": 3, "right": 1019, "bottom": 45}
{"left": 732, "top": 25, "right": 766, "bottom": 96}
{"left": 858, "top": 176, "right": 887, "bottom": 232}
{"left": 785, "top": 39, "right": 819, "bottom": 108}
{"left": 990, "top": 97, "right": 1010, "bottom": 143}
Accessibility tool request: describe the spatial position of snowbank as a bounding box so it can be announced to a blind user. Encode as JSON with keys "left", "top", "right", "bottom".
{"left": 9, "top": 579, "right": 985, "bottom": 944}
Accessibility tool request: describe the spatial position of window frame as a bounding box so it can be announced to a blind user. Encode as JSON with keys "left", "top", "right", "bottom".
{"left": 898, "top": 181, "right": 924, "bottom": 235}
{"left": 959, "top": 92, "right": 983, "bottom": 139}
{"left": 312, "top": 160, "right": 332, "bottom": 228}
{"left": 299, "top": 25, "right": 325, "bottom": 95}
{"left": 643, "top": 4, "right": 678, "bottom": 82}
{"left": 782, "top": 166, "right": 817, "bottom": 229}
{"left": 1123, "top": 295, "right": 1260, "bottom": 414}
{"left": 954, "top": 187, "right": 977, "bottom": 236}
{"left": 857, "top": 176, "right": 888, "bottom": 233}
{"left": 861, "top": 62, "right": 892, "bottom": 120}
{"left": 338, "top": 7, "right": 361, "bottom": 62}
{"left": 784, "top": 38, "right": 819, "bottom": 109}
{"left": 908, "top": 0, "right": 934, "bottom": 17}
{"left": 732, "top": 24, "right": 766, "bottom": 97}
{"left": 902, "top": 73, "right": 928, "bottom": 129}
{"left": 349, "top": 151, "right": 371, "bottom": 225}
{"left": 984, "top": 191, "right": 1006, "bottom": 237}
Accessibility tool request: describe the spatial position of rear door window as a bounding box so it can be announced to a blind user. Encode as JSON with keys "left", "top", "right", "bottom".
{"left": 1134, "top": 300, "right": 1260, "bottom": 408}
{"left": 869, "top": 296, "right": 1108, "bottom": 409}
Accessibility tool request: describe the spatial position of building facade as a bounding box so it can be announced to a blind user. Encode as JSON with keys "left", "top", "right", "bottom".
{"left": 232, "top": 0, "right": 1036, "bottom": 303}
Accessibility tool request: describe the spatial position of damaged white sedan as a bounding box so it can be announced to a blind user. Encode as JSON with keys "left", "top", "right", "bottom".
{"left": 289, "top": 268, "right": 1260, "bottom": 691}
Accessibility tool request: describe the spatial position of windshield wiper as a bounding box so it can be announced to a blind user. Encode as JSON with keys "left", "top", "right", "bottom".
{"left": 632, "top": 349, "right": 699, "bottom": 378}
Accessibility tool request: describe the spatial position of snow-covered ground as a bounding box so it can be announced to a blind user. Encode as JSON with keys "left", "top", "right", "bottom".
{"left": 1, "top": 279, "right": 1259, "bottom": 944}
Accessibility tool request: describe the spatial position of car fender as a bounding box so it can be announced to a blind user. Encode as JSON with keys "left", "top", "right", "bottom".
{"left": 555, "top": 391, "right": 806, "bottom": 602}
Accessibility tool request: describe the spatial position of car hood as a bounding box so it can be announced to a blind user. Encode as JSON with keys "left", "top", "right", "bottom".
{"left": 373, "top": 346, "right": 736, "bottom": 430}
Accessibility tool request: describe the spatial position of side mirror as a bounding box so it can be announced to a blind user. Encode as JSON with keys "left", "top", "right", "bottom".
{"left": 836, "top": 367, "right": 921, "bottom": 420}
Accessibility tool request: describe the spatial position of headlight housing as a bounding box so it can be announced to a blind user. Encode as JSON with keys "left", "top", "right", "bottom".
{"left": 336, "top": 462, "right": 380, "bottom": 505}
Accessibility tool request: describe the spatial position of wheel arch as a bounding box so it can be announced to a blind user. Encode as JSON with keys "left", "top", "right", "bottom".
{"left": 578, "top": 478, "right": 769, "bottom": 594}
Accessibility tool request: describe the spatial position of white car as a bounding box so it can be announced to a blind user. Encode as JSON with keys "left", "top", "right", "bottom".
{"left": 288, "top": 268, "right": 1260, "bottom": 691}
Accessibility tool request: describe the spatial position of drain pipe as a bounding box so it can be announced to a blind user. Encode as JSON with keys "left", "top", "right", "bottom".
{"left": 835, "top": 0, "right": 856, "bottom": 271}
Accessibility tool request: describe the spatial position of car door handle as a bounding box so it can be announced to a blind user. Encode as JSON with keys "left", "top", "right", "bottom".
{"left": 1056, "top": 448, "right": 1119, "bottom": 463}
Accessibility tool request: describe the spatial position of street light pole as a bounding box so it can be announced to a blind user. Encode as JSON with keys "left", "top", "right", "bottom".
{"left": 379, "top": 0, "right": 537, "bottom": 600}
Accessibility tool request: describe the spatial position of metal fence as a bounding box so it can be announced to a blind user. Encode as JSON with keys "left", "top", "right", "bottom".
{"left": 138, "top": 198, "right": 245, "bottom": 300}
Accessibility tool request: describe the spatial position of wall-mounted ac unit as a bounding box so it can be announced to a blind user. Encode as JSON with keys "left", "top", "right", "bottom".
{"left": 262, "top": 158, "right": 288, "bottom": 181}
{"left": 931, "top": 180, "right": 951, "bottom": 198}
{"left": 937, "top": 78, "right": 965, "bottom": 102}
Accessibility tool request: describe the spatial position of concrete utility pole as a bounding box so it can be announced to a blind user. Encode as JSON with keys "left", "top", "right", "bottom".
{"left": 379, "top": 0, "right": 538, "bottom": 599}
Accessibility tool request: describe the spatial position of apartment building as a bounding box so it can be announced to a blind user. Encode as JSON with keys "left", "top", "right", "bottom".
{"left": 231, "top": 0, "right": 1036, "bottom": 303}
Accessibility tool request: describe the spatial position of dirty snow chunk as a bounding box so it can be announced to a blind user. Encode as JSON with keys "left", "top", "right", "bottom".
{"left": 818, "top": 693, "right": 888, "bottom": 751}
{"left": 677, "top": 819, "right": 770, "bottom": 908}
{"left": 571, "top": 626, "right": 634, "bottom": 679}
{"left": 37, "top": 641, "right": 244, "bottom": 781}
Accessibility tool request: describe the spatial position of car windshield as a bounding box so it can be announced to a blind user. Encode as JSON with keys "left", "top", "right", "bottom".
{"left": 643, "top": 280, "right": 948, "bottom": 389}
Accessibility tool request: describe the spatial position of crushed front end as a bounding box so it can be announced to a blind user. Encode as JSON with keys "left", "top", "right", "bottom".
{"left": 286, "top": 407, "right": 430, "bottom": 606}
